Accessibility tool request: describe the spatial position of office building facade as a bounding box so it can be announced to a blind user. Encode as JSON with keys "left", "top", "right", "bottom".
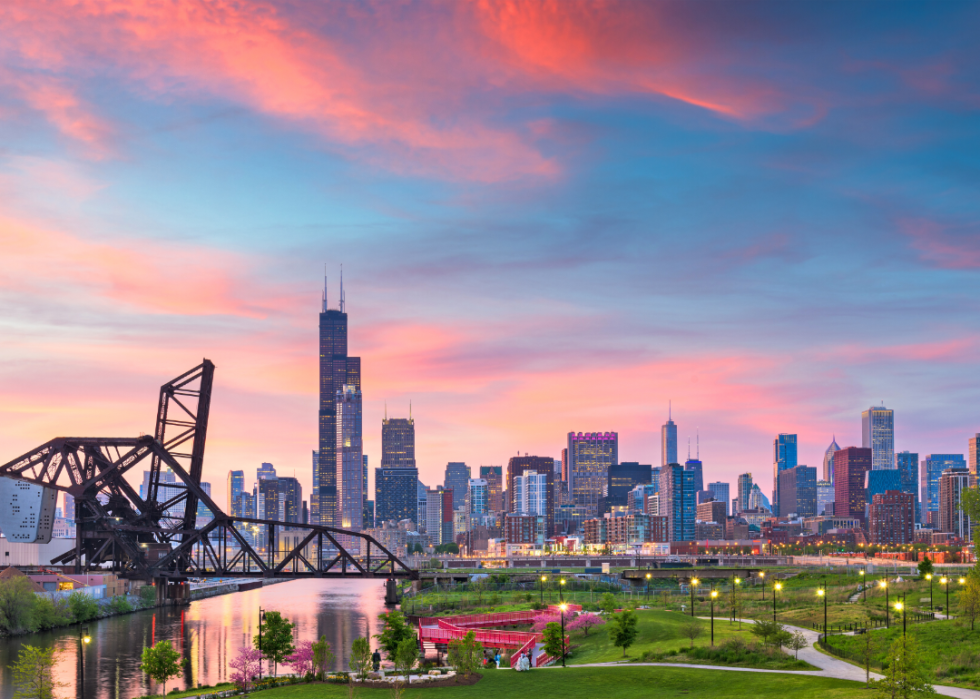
{"left": 336, "top": 385, "right": 363, "bottom": 530}
{"left": 870, "top": 491, "right": 914, "bottom": 545}
{"left": 921, "top": 454, "right": 967, "bottom": 525}
{"left": 772, "top": 433, "right": 798, "bottom": 516}
{"left": 480, "top": 466, "right": 503, "bottom": 512}
{"left": 776, "top": 464, "right": 817, "bottom": 518}
{"left": 939, "top": 468, "right": 974, "bottom": 540}
{"left": 834, "top": 447, "right": 872, "bottom": 525}
{"left": 662, "top": 409, "right": 678, "bottom": 467}
{"left": 736, "top": 473, "right": 753, "bottom": 513}
{"left": 227, "top": 470, "right": 244, "bottom": 516}
{"left": 278, "top": 476, "right": 303, "bottom": 524}
{"left": 381, "top": 417, "right": 415, "bottom": 469}
{"left": 816, "top": 480, "right": 834, "bottom": 516}
{"left": 896, "top": 451, "right": 919, "bottom": 523}
{"left": 823, "top": 436, "right": 841, "bottom": 484}
{"left": 444, "top": 462, "right": 471, "bottom": 510}
{"left": 606, "top": 462, "right": 652, "bottom": 512}
{"left": 970, "top": 434, "right": 980, "bottom": 476}
{"left": 862, "top": 405, "right": 895, "bottom": 471}
{"left": 375, "top": 467, "right": 419, "bottom": 525}
{"left": 684, "top": 459, "right": 703, "bottom": 494}
{"left": 508, "top": 455, "right": 556, "bottom": 533}
{"left": 707, "top": 482, "right": 730, "bottom": 517}
{"left": 567, "top": 431, "right": 618, "bottom": 517}
{"left": 659, "top": 463, "right": 696, "bottom": 542}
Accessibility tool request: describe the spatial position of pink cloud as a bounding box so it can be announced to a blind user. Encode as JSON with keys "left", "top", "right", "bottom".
{"left": 899, "top": 217, "right": 980, "bottom": 270}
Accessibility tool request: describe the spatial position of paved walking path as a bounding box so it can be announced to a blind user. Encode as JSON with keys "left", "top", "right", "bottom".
{"left": 554, "top": 618, "right": 980, "bottom": 699}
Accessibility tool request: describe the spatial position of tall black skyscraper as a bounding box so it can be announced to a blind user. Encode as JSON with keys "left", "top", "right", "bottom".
{"left": 315, "top": 273, "right": 360, "bottom": 527}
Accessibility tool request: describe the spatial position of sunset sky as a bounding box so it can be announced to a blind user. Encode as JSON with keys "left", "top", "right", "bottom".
{"left": 2, "top": 1, "right": 979, "bottom": 508}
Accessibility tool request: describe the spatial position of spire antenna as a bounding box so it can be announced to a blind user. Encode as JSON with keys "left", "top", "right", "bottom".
{"left": 322, "top": 264, "right": 328, "bottom": 312}
{"left": 340, "top": 264, "right": 345, "bottom": 313}
{"left": 697, "top": 428, "right": 700, "bottom": 459}
{"left": 669, "top": 400, "right": 672, "bottom": 421}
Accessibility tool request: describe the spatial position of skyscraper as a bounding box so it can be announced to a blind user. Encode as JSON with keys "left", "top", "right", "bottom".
{"left": 659, "top": 463, "right": 696, "bottom": 542}
{"left": 507, "top": 455, "right": 555, "bottom": 534}
{"left": 939, "top": 468, "right": 975, "bottom": 540}
{"left": 736, "top": 473, "right": 752, "bottom": 514}
{"left": 257, "top": 462, "right": 276, "bottom": 481}
{"left": 816, "top": 480, "right": 834, "bottom": 516}
{"left": 444, "top": 462, "right": 471, "bottom": 510}
{"left": 606, "top": 462, "right": 652, "bottom": 512}
{"left": 870, "top": 491, "right": 914, "bottom": 545}
{"left": 661, "top": 406, "right": 677, "bottom": 467}
{"left": 567, "top": 432, "right": 618, "bottom": 517}
{"left": 707, "top": 482, "right": 730, "bottom": 517}
{"left": 862, "top": 405, "right": 895, "bottom": 471}
{"left": 970, "top": 434, "right": 980, "bottom": 476}
{"left": 834, "top": 447, "right": 872, "bottom": 525}
{"left": 921, "top": 454, "right": 966, "bottom": 525}
{"left": 772, "top": 434, "right": 798, "bottom": 516}
{"left": 896, "top": 451, "right": 919, "bottom": 523}
{"left": 362, "top": 455, "right": 369, "bottom": 527}
{"left": 381, "top": 417, "right": 416, "bottom": 469}
{"left": 337, "top": 385, "right": 363, "bottom": 531}
{"left": 480, "top": 466, "right": 503, "bottom": 512}
{"left": 469, "top": 478, "right": 489, "bottom": 526}
{"left": 278, "top": 476, "right": 303, "bottom": 523}
{"left": 777, "top": 465, "right": 817, "bottom": 517}
{"left": 374, "top": 467, "right": 419, "bottom": 524}
{"left": 684, "top": 458, "right": 703, "bottom": 494}
{"left": 316, "top": 273, "right": 360, "bottom": 527}
{"left": 823, "top": 437, "right": 841, "bottom": 484}
{"left": 227, "top": 470, "right": 244, "bottom": 516}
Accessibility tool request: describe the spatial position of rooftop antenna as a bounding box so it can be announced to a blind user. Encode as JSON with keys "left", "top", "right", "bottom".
{"left": 385, "top": 401, "right": 387, "bottom": 420}
{"left": 322, "top": 264, "right": 328, "bottom": 312}
{"left": 409, "top": 400, "right": 412, "bottom": 421}
{"left": 340, "top": 264, "right": 345, "bottom": 313}
{"left": 687, "top": 438, "right": 691, "bottom": 460}
{"left": 697, "top": 428, "right": 700, "bottom": 459}
{"left": 669, "top": 400, "right": 672, "bottom": 421}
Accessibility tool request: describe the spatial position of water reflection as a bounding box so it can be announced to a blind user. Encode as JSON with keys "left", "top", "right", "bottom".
{"left": 0, "top": 579, "right": 391, "bottom": 699}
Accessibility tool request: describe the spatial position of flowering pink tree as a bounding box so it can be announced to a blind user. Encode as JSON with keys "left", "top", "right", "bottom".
{"left": 531, "top": 611, "right": 574, "bottom": 632}
{"left": 285, "top": 640, "right": 315, "bottom": 679}
{"left": 230, "top": 646, "right": 263, "bottom": 694}
{"left": 572, "top": 613, "right": 605, "bottom": 636}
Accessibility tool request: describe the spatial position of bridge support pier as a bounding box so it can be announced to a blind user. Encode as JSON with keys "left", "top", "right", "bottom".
{"left": 385, "top": 578, "right": 400, "bottom": 606}
{"left": 154, "top": 579, "right": 190, "bottom": 608}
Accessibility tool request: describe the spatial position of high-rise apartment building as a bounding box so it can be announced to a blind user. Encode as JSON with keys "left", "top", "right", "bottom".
{"left": 921, "top": 454, "right": 966, "bottom": 525}
{"left": 823, "top": 437, "right": 841, "bottom": 484}
{"left": 316, "top": 276, "right": 360, "bottom": 527}
{"left": 469, "top": 479, "right": 489, "bottom": 526}
{"left": 336, "top": 385, "right": 363, "bottom": 531}
{"left": 507, "top": 456, "right": 555, "bottom": 534}
{"left": 970, "top": 434, "right": 980, "bottom": 476}
{"left": 278, "top": 476, "right": 303, "bottom": 524}
{"left": 939, "top": 468, "right": 974, "bottom": 540}
{"left": 736, "top": 473, "right": 753, "bottom": 514}
{"left": 776, "top": 465, "right": 817, "bottom": 518}
{"left": 870, "top": 491, "right": 914, "bottom": 545}
{"left": 772, "top": 434, "right": 798, "bottom": 516}
{"left": 381, "top": 417, "right": 416, "bottom": 469}
{"left": 896, "top": 451, "right": 919, "bottom": 522}
{"left": 659, "top": 463, "right": 696, "bottom": 542}
{"left": 833, "top": 447, "right": 872, "bottom": 525}
{"left": 661, "top": 407, "right": 677, "bottom": 467}
{"left": 444, "top": 463, "right": 471, "bottom": 511}
{"left": 513, "top": 471, "right": 549, "bottom": 517}
{"left": 707, "top": 482, "right": 730, "bottom": 517}
{"left": 480, "top": 466, "right": 503, "bottom": 512}
{"left": 567, "top": 432, "right": 618, "bottom": 517}
{"left": 862, "top": 405, "right": 895, "bottom": 471}
{"left": 374, "top": 467, "right": 419, "bottom": 525}
{"left": 227, "top": 470, "right": 244, "bottom": 516}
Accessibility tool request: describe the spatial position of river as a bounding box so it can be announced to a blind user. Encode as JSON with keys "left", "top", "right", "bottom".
{"left": 0, "top": 579, "right": 393, "bottom": 699}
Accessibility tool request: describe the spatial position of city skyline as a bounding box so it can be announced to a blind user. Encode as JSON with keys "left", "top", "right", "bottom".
{"left": 2, "top": 2, "right": 980, "bottom": 511}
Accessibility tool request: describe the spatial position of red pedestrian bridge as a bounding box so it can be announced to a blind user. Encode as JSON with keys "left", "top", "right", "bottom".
{"left": 417, "top": 605, "right": 580, "bottom": 669}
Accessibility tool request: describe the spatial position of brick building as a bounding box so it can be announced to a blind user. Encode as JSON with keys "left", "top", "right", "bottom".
{"left": 869, "top": 490, "right": 914, "bottom": 545}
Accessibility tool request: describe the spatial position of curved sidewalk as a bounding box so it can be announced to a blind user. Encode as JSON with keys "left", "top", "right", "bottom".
{"left": 561, "top": 619, "right": 980, "bottom": 699}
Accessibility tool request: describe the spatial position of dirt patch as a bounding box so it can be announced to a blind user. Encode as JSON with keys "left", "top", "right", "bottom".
{"left": 358, "top": 674, "right": 483, "bottom": 689}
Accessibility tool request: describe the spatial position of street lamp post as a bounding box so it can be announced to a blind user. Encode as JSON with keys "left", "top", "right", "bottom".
{"left": 817, "top": 586, "right": 827, "bottom": 639}
{"left": 760, "top": 571, "right": 766, "bottom": 601}
{"left": 646, "top": 573, "right": 652, "bottom": 600}
{"left": 540, "top": 575, "right": 547, "bottom": 604}
{"left": 559, "top": 602, "right": 568, "bottom": 668}
{"left": 773, "top": 582, "right": 782, "bottom": 623}
{"left": 859, "top": 569, "right": 866, "bottom": 601}
{"left": 710, "top": 589, "right": 718, "bottom": 645}
{"left": 732, "top": 575, "right": 741, "bottom": 623}
{"left": 690, "top": 578, "right": 699, "bottom": 617}
{"left": 879, "top": 580, "right": 889, "bottom": 628}
{"left": 926, "top": 573, "right": 933, "bottom": 612}
{"left": 559, "top": 578, "right": 566, "bottom": 604}
{"left": 941, "top": 577, "right": 948, "bottom": 616}
{"left": 896, "top": 601, "right": 906, "bottom": 636}
{"left": 258, "top": 608, "right": 266, "bottom": 679}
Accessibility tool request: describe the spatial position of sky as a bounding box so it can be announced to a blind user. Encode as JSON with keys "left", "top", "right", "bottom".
{"left": 1, "top": 0, "right": 979, "bottom": 512}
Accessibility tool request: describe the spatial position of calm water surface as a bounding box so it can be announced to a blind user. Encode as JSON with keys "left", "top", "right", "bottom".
{"left": 0, "top": 579, "right": 392, "bottom": 699}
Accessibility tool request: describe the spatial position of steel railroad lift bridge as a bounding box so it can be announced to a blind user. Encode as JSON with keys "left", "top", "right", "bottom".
{"left": 0, "top": 361, "right": 416, "bottom": 604}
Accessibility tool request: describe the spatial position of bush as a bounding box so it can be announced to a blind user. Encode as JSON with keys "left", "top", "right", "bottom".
{"left": 67, "top": 592, "right": 99, "bottom": 622}
{"left": 139, "top": 585, "right": 157, "bottom": 607}
{"left": 34, "top": 597, "right": 72, "bottom": 630}
{"left": 107, "top": 596, "right": 133, "bottom": 614}
{"left": 0, "top": 576, "right": 38, "bottom": 634}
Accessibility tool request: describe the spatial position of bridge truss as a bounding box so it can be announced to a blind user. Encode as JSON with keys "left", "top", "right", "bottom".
{"left": 0, "top": 361, "right": 416, "bottom": 582}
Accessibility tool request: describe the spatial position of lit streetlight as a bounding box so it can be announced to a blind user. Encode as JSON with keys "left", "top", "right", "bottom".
{"left": 859, "top": 569, "right": 866, "bottom": 601}
{"left": 540, "top": 575, "right": 547, "bottom": 604}
{"left": 925, "top": 573, "right": 933, "bottom": 612}
{"left": 817, "top": 586, "right": 827, "bottom": 639}
{"left": 710, "top": 589, "right": 718, "bottom": 645}
{"left": 731, "top": 575, "right": 741, "bottom": 623}
{"left": 879, "top": 580, "right": 889, "bottom": 628}
{"left": 773, "top": 582, "right": 782, "bottom": 622}
{"left": 690, "top": 578, "right": 699, "bottom": 617}
{"left": 941, "top": 577, "right": 949, "bottom": 617}
{"left": 759, "top": 571, "right": 766, "bottom": 600}
{"left": 559, "top": 578, "right": 566, "bottom": 604}
{"left": 895, "top": 601, "right": 906, "bottom": 636}
{"left": 559, "top": 602, "right": 568, "bottom": 668}
{"left": 646, "top": 572, "right": 652, "bottom": 600}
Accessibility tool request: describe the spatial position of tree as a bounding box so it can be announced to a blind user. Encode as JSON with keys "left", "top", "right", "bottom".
{"left": 541, "top": 621, "right": 566, "bottom": 660}
{"left": 285, "top": 640, "right": 315, "bottom": 679}
{"left": 917, "top": 556, "right": 934, "bottom": 578}
{"left": 376, "top": 610, "right": 413, "bottom": 659}
{"left": 680, "top": 619, "right": 703, "bottom": 649}
{"left": 66, "top": 592, "right": 99, "bottom": 623}
{"left": 350, "top": 637, "right": 372, "bottom": 679}
{"left": 870, "top": 635, "right": 936, "bottom": 699}
{"left": 447, "top": 630, "right": 483, "bottom": 678}
{"left": 749, "top": 619, "right": 787, "bottom": 652}
{"left": 609, "top": 609, "right": 639, "bottom": 657}
{"left": 10, "top": 645, "right": 64, "bottom": 699}
{"left": 312, "top": 635, "right": 335, "bottom": 681}
{"left": 140, "top": 640, "right": 185, "bottom": 696}
{"left": 391, "top": 636, "right": 418, "bottom": 699}
{"left": 959, "top": 572, "right": 980, "bottom": 631}
{"left": 574, "top": 612, "right": 605, "bottom": 636}
{"left": 786, "top": 630, "right": 808, "bottom": 659}
{"left": 598, "top": 592, "right": 618, "bottom": 615}
{"left": 0, "top": 576, "right": 38, "bottom": 634}
{"left": 434, "top": 542, "right": 460, "bottom": 555}
{"left": 229, "top": 646, "right": 263, "bottom": 695}
{"left": 254, "top": 611, "right": 295, "bottom": 678}
{"left": 858, "top": 624, "right": 878, "bottom": 687}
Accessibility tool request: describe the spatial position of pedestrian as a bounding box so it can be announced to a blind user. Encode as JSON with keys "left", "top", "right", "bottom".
{"left": 372, "top": 648, "right": 381, "bottom": 673}
{"left": 495, "top": 651, "right": 501, "bottom": 669}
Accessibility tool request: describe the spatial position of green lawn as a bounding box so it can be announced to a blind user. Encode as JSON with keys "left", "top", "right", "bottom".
{"left": 248, "top": 666, "right": 870, "bottom": 699}
{"left": 825, "top": 618, "right": 980, "bottom": 688}
{"left": 566, "top": 610, "right": 813, "bottom": 670}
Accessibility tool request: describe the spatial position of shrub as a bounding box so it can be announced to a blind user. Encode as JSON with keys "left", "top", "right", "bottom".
{"left": 34, "top": 597, "right": 71, "bottom": 630}
{"left": 0, "top": 576, "right": 38, "bottom": 634}
{"left": 67, "top": 592, "right": 99, "bottom": 623}
{"left": 139, "top": 585, "right": 157, "bottom": 607}
{"left": 108, "top": 596, "right": 133, "bottom": 614}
